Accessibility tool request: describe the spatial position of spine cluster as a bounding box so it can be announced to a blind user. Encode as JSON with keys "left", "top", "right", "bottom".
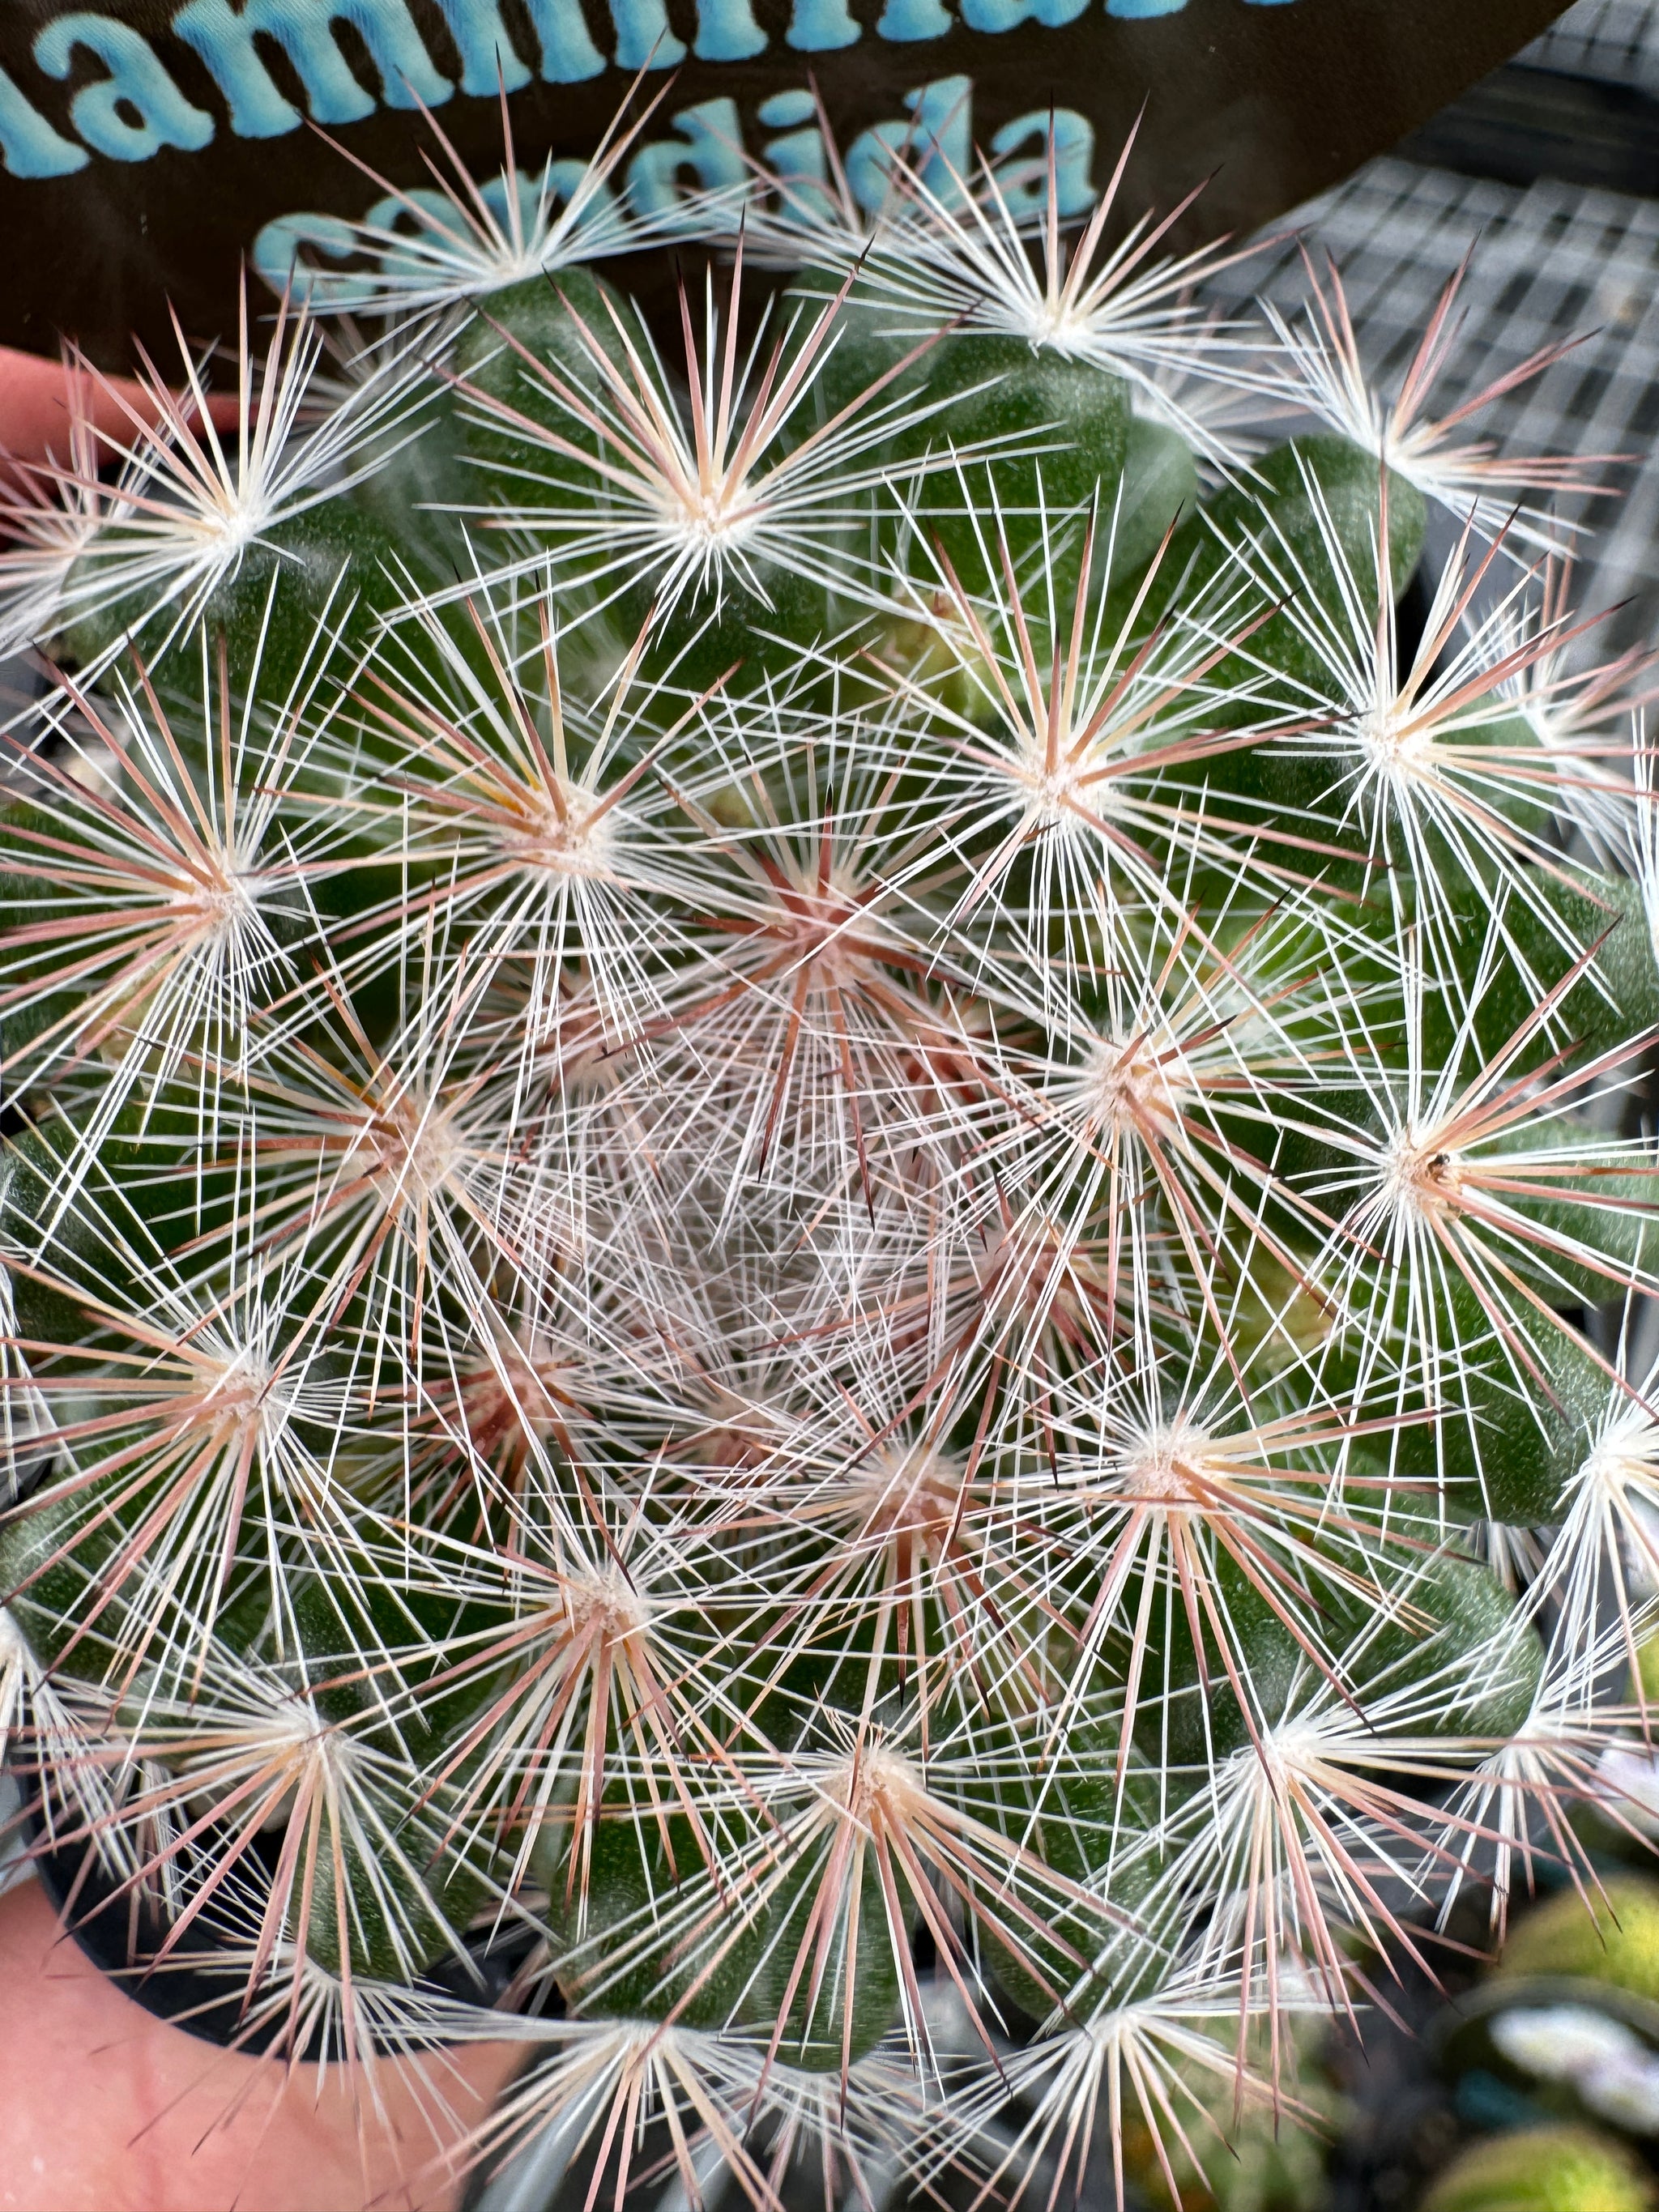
{"left": 0, "top": 102, "right": 1655, "bottom": 2210}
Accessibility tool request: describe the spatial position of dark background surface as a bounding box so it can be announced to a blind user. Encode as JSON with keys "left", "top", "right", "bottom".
{"left": 0, "top": 0, "right": 1569, "bottom": 369}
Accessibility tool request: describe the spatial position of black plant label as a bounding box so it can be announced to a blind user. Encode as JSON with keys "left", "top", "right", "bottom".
{"left": 0, "top": 0, "right": 1566, "bottom": 368}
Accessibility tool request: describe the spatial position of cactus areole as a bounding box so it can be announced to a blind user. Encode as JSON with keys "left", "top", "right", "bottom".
{"left": 1, "top": 79, "right": 1656, "bottom": 2212}
{"left": 0, "top": 0, "right": 1568, "bottom": 367}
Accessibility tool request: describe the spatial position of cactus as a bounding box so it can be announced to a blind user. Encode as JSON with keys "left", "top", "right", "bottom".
{"left": 0, "top": 98, "right": 1657, "bottom": 2211}
{"left": 1495, "top": 1875, "right": 1659, "bottom": 2002}
{"left": 1420, "top": 2125, "right": 1657, "bottom": 2212}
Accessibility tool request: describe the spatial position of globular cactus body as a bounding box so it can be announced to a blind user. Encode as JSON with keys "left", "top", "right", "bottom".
{"left": 2, "top": 100, "right": 1659, "bottom": 2212}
